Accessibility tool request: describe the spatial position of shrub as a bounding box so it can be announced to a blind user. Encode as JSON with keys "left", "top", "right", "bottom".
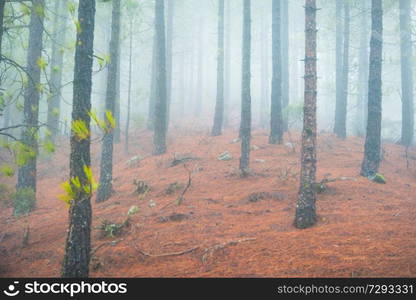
{"left": 12, "top": 188, "right": 36, "bottom": 217}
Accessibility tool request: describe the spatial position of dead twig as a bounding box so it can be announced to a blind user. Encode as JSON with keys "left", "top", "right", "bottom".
{"left": 405, "top": 145, "right": 410, "bottom": 169}
{"left": 22, "top": 226, "right": 30, "bottom": 247}
{"left": 176, "top": 164, "right": 193, "bottom": 205}
{"left": 201, "top": 238, "right": 256, "bottom": 264}
{"left": 132, "top": 244, "right": 199, "bottom": 258}
{"left": 91, "top": 238, "right": 124, "bottom": 258}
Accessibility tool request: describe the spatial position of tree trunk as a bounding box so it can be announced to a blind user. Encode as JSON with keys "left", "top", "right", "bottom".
{"left": 239, "top": 0, "right": 251, "bottom": 176}
{"left": 294, "top": 0, "right": 317, "bottom": 229}
{"left": 281, "top": 0, "right": 289, "bottom": 131}
{"left": 177, "top": 49, "right": 185, "bottom": 118}
{"left": 355, "top": 0, "right": 369, "bottom": 137}
{"left": 259, "top": 5, "right": 269, "bottom": 129}
{"left": 223, "top": 0, "right": 231, "bottom": 128}
{"left": 360, "top": 0, "right": 383, "bottom": 177}
{"left": 0, "top": 0, "right": 5, "bottom": 123}
{"left": 147, "top": 32, "right": 157, "bottom": 130}
{"left": 211, "top": 0, "right": 225, "bottom": 136}
{"left": 16, "top": 0, "right": 45, "bottom": 209}
{"left": 113, "top": 48, "right": 121, "bottom": 143}
{"left": 335, "top": 0, "right": 350, "bottom": 139}
{"left": 334, "top": 0, "right": 343, "bottom": 136}
{"left": 47, "top": 0, "right": 69, "bottom": 143}
{"left": 166, "top": 0, "right": 174, "bottom": 127}
{"left": 399, "top": 0, "right": 414, "bottom": 146}
{"left": 96, "top": 0, "right": 121, "bottom": 203}
{"left": 269, "top": 0, "right": 283, "bottom": 144}
{"left": 125, "top": 18, "right": 133, "bottom": 154}
{"left": 0, "top": 0, "right": 5, "bottom": 62}
{"left": 194, "top": 14, "right": 204, "bottom": 117}
{"left": 153, "top": 0, "right": 168, "bottom": 155}
{"left": 62, "top": 0, "right": 96, "bottom": 278}
{"left": 186, "top": 42, "right": 195, "bottom": 116}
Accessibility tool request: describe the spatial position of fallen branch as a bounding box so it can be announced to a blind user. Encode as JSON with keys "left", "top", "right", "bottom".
{"left": 314, "top": 176, "right": 357, "bottom": 193}
{"left": 202, "top": 238, "right": 256, "bottom": 264}
{"left": 91, "top": 238, "right": 124, "bottom": 258}
{"left": 132, "top": 244, "right": 199, "bottom": 258}
{"left": 176, "top": 164, "right": 193, "bottom": 205}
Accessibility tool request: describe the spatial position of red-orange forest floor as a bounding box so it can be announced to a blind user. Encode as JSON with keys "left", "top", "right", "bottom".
{"left": 0, "top": 129, "right": 415, "bottom": 277}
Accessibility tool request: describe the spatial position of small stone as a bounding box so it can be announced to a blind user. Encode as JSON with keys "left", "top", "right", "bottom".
{"left": 148, "top": 200, "right": 156, "bottom": 208}
{"left": 127, "top": 205, "right": 139, "bottom": 216}
{"left": 285, "top": 142, "right": 295, "bottom": 149}
{"left": 255, "top": 159, "right": 266, "bottom": 163}
{"left": 218, "top": 151, "right": 232, "bottom": 161}
{"left": 126, "top": 155, "right": 142, "bottom": 167}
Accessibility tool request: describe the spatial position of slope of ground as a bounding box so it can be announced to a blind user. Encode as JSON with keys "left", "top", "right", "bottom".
{"left": 0, "top": 129, "right": 415, "bottom": 277}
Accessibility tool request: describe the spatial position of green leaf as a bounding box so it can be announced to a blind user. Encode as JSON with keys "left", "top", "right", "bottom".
{"left": 71, "top": 119, "right": 90, "bottom": 140}
{"left": 43, "top": 139, "right": 55, "bottom": 153}
{"left": 0, "top": 165, "right": 15, "bottom": 177}
{"left": 105, "top": 110, "right": 116, "bottom": 131}
{"left": 36, "top": 57, "right": 47, "bottom": 70}
{"left": 67, "top": 1, "right": 76, "bottom": 16}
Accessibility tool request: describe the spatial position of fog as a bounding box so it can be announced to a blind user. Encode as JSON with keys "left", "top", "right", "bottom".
{"left": 0, "top": 0, "right": 415, "bottom": 279}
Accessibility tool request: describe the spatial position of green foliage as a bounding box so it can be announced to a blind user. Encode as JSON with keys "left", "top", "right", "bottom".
{"left": 20, "top": 4, "right": 31, "bottom": 16}
{"left": 97, "top": 54, "right": 110, "bottom": 69}
{"left": 369, "top": 173, "right": 386, "bottom": 184}
{"left": 99, "top": 218, "right": 129, "bottom": 238}
{"left": 89, "top": 110, "right": 116, "bottom": 134}
{"left": 59, "top": 165, "right": 98, "bottom": 206}
{"left": 15, "top": 142, "right": 36, "bottom": 167}
{"left": 44, "top": 128, "right": 52, "bottom": 138}
{"left": 67, "top": 1, "right": 76, "bottom": 16}
{"left": 33, "top": 2, "right": 45, "bottom": 18}
{"left": 89, "top": 110, "right": 106, "bottom": 130}
{"left": 0, "top": 94, "right": 5, "bottom": 113}
{"left": 0, "top": 165, "right": 15, "bottom": 177}
{"left": 12, "top": 188, "right": 36, "bottom": 217}
{"left": 42, "top": 139, "right": 55, "bottom": 154}
{"left": 36, "top": 83, "right": 45, "bottom": 94}
{"left": 52, "top": 108, "right": 60, "bottom": 117}
{"left": 36, "top": 57, "right": 47, "bottom": 70}
{"left": 105, "top": 110, "right": 116, "bottom": 131}
{"left": 71, "top": 119, "right": 90, "bottom": 140}
{"left": 74, "top": 19, "right": 81, "bottom": 34}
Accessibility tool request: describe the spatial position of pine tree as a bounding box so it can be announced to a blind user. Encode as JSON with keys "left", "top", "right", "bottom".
{"left": 153, "top": 0, "right": 168, "bottom": 155}
{"left": 334, "top": 0, "right": 344, "bottom": 137}
{"left": 15, "top": 0, "right": 45, "bottom": 213}
{"left": 355, "top": 0, "right": 370, "bottom": 137}
{"left": 239, "top": 0, "right": 251, "bottom": 176}
{"left": 294, "top": 0, "right": 318, "bottom": 229}
{"left": 212, "top": 0, "right": 225, "bottom": 136}
{"left": 46, "top": 0, "right": 69, "bottom": 143}
{"left": 96, "top": 0, "right": 121, "bottom": 203}
{"left": 62, "top": 0, "right": 96, "bottom": 278}
{"left": 360, "top": 0, "right": 383, "bottom": 177}
{"left": 399, "top": 0, "right": 414, "bottom": 146}
{"left": 269, "top": 0, "right": 283, "bottom": 144}
{"left": 281, "top": 0, "right": 289, "bottom": 131}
